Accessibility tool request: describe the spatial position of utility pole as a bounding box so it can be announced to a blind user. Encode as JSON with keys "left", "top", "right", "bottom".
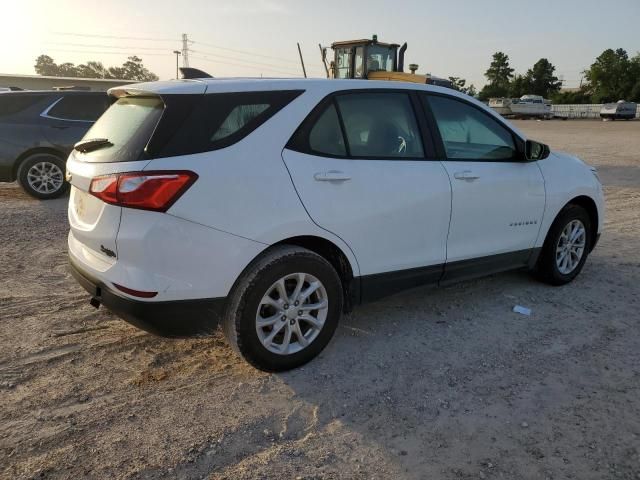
{"left": 173, "top": 50, "right": 181, "bottom": 79}
{"left": 181, "top": 33, "right": 190, "bottom": 68}
{"left": 297, "top": 43, "right": 307, "bottom": 78}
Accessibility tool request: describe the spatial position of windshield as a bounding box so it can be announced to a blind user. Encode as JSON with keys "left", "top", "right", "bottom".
{"left": 78, "top": 96, "right": 164, "bottom": 163}
{"left": 367, "top": 45, "right": 395, "bottom": 72}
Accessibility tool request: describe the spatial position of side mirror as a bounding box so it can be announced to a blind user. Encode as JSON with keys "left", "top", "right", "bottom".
{"left": 525, "top": 139, "right": 550, "bottom": 161}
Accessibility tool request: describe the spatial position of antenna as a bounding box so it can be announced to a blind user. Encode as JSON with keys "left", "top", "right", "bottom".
{"left": 182, "top": 33, "right": 190, "bottom": 68}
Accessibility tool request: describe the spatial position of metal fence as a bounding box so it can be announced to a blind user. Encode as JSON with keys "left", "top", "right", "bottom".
{"left": 551, "top": 104, "right": 640, "bottom": 119}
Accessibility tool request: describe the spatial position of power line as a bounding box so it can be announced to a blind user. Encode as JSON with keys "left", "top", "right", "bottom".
{"left": 47, "top": 42, "right": 172, "bottom": 52}
{"left": 191, "top": 39, "right": 302, "bottom": 65}
{"left": 44, "top": 48, "right": 168, "bottom": 57}
{"left": 190, "top": 48, "right": 323, "bottom": 74}
{"left": 189, "top": 55, "right": 304, "bottom": 77}
{"left": 50, "top": 31, "right": 178, "bottom": 42}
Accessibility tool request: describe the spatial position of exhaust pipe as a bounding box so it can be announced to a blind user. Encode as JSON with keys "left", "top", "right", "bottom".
{"left": 398, "top": 43, "right": 408, "bottom": 72}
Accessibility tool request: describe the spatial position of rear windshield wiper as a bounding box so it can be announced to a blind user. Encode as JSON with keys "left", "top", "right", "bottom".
{"left": 74, "top": 138, "right": 113, "bottom": 153}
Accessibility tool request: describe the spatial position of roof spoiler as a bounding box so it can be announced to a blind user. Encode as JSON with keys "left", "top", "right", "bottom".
{"left": 179, "top": 67, "right": 213, "bottom": 79}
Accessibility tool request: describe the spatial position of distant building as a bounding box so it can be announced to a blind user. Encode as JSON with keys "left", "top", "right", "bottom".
{"left": 0, "top": 73, "right": 137, "bottom": 91}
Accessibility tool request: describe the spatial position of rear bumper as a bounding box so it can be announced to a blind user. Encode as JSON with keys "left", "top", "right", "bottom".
{"left": 69, "top": 256, "right": 226, "bottom": 337}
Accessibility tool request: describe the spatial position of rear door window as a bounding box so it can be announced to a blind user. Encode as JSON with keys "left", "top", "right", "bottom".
{"left": 0, "top": 94, "right": 47, "bottom": 117}
{"left": 308, "top": 103, "right": 346, "bottom": 156}
{"left": 47, "top": 95, "right": 111, "bottom": 122}
{"left": 335, "top": 92, "right": 424, "bottom": 158}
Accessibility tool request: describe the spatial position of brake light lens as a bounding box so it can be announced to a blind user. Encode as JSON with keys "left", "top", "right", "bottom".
{"left": 89, "top": 171, "right": 198, "bottom": 212}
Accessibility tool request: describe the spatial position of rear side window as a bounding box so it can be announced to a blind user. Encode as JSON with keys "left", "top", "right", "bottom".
{"left": 0, "top": 94, "right": 46, "bottom": 117}
{"left": 46, "top": 95, "right": 111, "bottom": 122}
{"left": 155, "top": 90, "right": 303, "bottom": 158}
{"left": 77, "top": 97, "right": 164, "bottom": 163}
{"left": 425, "top": 95, "right": 517, "bottom": 161}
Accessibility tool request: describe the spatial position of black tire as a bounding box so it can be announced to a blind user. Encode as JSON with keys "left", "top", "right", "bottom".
{"left": 534, "top": 204, "right": 592, "bottom": 285}
{"left": 17, "top": 153, "right": 69, "bottom": 200}
{"left": 223, "top": 245, "right": 343, "bottom": 372}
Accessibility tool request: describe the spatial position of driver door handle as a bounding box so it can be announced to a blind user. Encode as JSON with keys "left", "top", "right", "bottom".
{"left": 314, "top": 171, "right": 352, "bottom": 182}
{"left": 453, "top": 170, "right": 480, "bottom": 181}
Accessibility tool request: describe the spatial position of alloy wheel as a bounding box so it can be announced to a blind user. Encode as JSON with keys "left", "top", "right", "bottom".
{"left": 555, "top": 219, "right": 586, "bottom": 274}
{"left": 26, "top": 161, "right": 64, "bottom": 194}
{"left": 255, "top": 273, "right": 328, "bottom": 355}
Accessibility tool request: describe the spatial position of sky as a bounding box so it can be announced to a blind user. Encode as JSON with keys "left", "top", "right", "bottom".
{"left": 2, "top": 0, "right": 639, "bottom": 88}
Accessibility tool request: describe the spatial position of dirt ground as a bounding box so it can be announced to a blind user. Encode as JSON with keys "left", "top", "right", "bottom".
{"left": 1, "top": 120, "right": 639, "bottom": 480}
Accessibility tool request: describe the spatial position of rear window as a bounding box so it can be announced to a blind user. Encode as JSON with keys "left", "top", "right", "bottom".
{"left": 47, "top": 95, "right": 111, "bottom": 122}
{"left": 77, "top": 96, "right": 164, "bottom": 163}
{"left": 0, "top": 94, "right": 47, "bottom": 117}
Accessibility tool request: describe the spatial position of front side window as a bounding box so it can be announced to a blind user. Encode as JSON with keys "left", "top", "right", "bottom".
{"left": 354, "top": 47, "right": 364, "bottom": 79}
{"left": 335, "top": 92, "right": 424, "bottom": 158}
{"left": 426, "top": 95, "right": 517, "bottom": 161}
{"left": 47, "top": 95, "right": 111, "bottom": 122}
{"left": 335, "top": 48, "right": 352, "bottom": 79}
{"left": 367, "top": 46, "right": 395, "bottom": 72}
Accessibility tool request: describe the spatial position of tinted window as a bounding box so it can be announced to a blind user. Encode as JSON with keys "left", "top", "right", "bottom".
{"left": 335, "top": 92, "right": 424, "bottom": 158}
{"left": 308, "top": 103, "right": 346, "bottom": 156}
{"left": 47, "top": 95, "right": 111, "bottom": 122}
{"left": 0, "top": 94, "right": 46, "bottom": 117}
{"left": 211, "top": 104, "right": 269, "bottom": 141}
{"left": 78, "top": 96, "right": 164, "bottom": 163}
{"left": 427, "top": 95, "right": 517, "bottom": 160}
{"left": 155, "top": 90, "right": 303, "bottom": 158}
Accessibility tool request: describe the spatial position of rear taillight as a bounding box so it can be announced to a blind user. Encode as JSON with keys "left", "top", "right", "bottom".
{"left": 89, "top": 171, "right": 198, "bottom": 212}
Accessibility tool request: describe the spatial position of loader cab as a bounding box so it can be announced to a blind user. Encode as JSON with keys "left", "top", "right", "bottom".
{"left": 331, "top": 36, "right": 402, "bottom": 79}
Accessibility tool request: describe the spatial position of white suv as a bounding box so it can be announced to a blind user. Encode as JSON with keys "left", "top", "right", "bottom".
{"left": 67, "top": 78, "right": 604, "bottom": 371}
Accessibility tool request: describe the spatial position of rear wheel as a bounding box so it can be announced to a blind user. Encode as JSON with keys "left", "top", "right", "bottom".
{"left": 534, "top": 204, "right": 591, "bottom": 285}
{"left": 223, "top": 245, "right": 343, "bottom": 371}
{"left": 17, "top": 153, "right": 68, "bottom": 199}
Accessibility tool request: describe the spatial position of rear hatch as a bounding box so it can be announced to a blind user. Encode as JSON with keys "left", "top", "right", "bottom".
{"left": 67, "top": 83, "right": 205, "bottom": 263}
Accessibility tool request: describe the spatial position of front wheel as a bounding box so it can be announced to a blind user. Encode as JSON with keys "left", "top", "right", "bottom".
{"left": 17, "top": 153, "right": 68, "bottom": 199}
{"left": 223, "top": 245, "right": 343, "bottom": 371}
{"left": 534, "top": 204, "right": 592, "bottom": 285}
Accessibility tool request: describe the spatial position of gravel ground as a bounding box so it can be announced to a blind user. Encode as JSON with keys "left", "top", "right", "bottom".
{"left": 1, "top": 120, "right": 639, "bottom": 479}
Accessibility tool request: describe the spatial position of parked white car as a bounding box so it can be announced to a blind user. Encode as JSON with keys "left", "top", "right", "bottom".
{"left": 67, "top": 78, "right": 604, "bottom": 371}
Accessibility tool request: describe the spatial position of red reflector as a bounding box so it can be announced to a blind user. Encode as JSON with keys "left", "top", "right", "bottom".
{"left": 89, "top": 171, "right": 198, "bottom": 212}
{"left": 113, "top": 283, "right": 158, "bottom": 298}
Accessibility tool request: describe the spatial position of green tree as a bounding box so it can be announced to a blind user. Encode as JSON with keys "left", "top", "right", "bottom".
{"left": 34, "top": 55, "right": 59, "bottom": 76}
{"left": 448, "top": 76, "right": 476, "bottom": 96}
{"left": 34, "top": 55, "right": 158, "bottom": 81}
{"left": 509, "top": 74, "right": 532, "bottom": 98}
{"left": 479, "top": 52, "right": 514, "bottom": 100}
{"left": 584, "top": 48, "right": 637, "bottom": 103}
{"left": 551, "top": 89, "right": 592, "bottom": 104}
{"left": 526, "top": 58, "right": 563, "bottom": 97}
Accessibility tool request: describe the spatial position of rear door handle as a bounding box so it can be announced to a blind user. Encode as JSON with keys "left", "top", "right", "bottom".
{"left": 314, "top": 171, "right": 351, "bottom": 182}
{"left": 453, "top": 170, "right": 480, "bottom": 181}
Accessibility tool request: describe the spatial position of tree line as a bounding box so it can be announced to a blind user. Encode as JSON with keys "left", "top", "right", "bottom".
{"left": 449, "top": 48, "right": 640, "bottom": 104}
{"left": 34, "top": 55, "right": 159, "bottom": 82}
